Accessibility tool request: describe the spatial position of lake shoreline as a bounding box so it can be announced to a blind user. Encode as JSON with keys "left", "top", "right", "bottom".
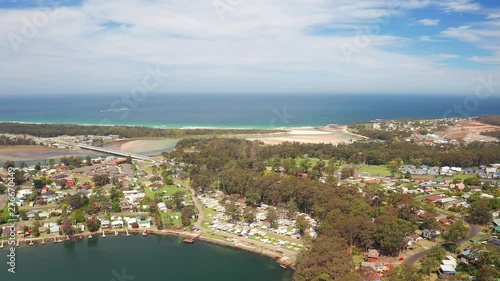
{"left": 8, "top": 228, "right": 296, "bottom": 270}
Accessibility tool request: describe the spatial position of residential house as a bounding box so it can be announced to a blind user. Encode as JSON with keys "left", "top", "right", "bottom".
{"left": 422, "top": 229, "right": 440, "bottom": 239}
{"left": 39, "top": 212, "right": 50, "bottom": 219}
{"left": 157, "top": 202, "right": 168, "bottom": 213}
{"left": 407, "top": 234, "right": 422, "bottom": 244}
{"left": 101, "top": 220, "right": 111, "bottom": 229}
{"left": 111, "top": 220, "right": 124, "bottom": 228}
{"left": 366, "top": 249, "right": 380, "bottom": 262}
{"left": 138, "top": 219, "right": 151, "bottom": 228}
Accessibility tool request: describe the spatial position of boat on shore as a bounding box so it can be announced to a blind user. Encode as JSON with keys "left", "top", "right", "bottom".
{"left": 126, "top": 229, "right": 130, "bottom": 237}
{"left": 102, "top": 231, "right": 106, "bottom": 238}
{"left": 54, "top": 238, "right": 63, "bottom": 243}
{"left": 29, "top": 240, "right": 34, "bottom": 246}
{"left": 41, "top": 238, "right": 46, "bottom": 245}
{"left": 16, "top": 240, "right": 20, "bottom": 247}
{"left": 66, "top": 235, "right": 70, "bottom": 241}
{"left": 142, "top": 230, "right": 148, "bottom": 236}
{"left": 88, "top": 233, "right": 93, "bottom": 239}
{"left": 114, "top": 230, "right": 118, "bottom": 237}
{"left": 0, "top": 240, "right": 4, "bottom": 249}
{"left": 79, "top": 234, "right": 84, "bottom": 240}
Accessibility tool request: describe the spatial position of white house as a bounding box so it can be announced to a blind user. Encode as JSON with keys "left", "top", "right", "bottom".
{"left": 101, "top": 220, "right": 111, "bottom": 229}
{"left": 111, "top": 220, "right": 124, "bottom": 228}
{"left": 157, "top": 202, "right": 168, "bottom": 213}
{"left": 138, "top": 219, "right": 151, "bottom": 228}
{"left": 17, "top": 189, "right": 33, "bottom": 199}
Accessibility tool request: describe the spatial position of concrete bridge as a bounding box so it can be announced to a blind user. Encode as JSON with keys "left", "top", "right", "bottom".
{"left": 57, "top": 141, "right": 158, "bottom": 162}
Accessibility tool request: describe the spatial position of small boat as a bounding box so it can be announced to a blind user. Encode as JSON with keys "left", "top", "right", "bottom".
{"left": 41, "top": 239, "right": 46, "bottom": 245}
{"left": 102, "top": 231, "right": 106, "bottom": 238}
{"left": 0, "top": 240, "right": 4, "bottom": 249}
{"left": 142, "top": 230, "right": 148, "bottom": 236}
{"left": 280, "top": 264, "right": 288, "bottom": 269}
{"left": 88, "top": 233, "right": 93, "bottom": 239}
{"left": 126, "top": 229, "right": 130, "bottom": 237}
{"left": 16, "top": 240, "right": 20, "bottom": 247}
{"left": 79, "top": 234, "right": 84, "bottom": 240}
{"left": 114, "top": 231, "right": 118, "bottom": 237}
{"left": 66, "top": 235, "right": 70, "bottom": 241}
{"left": 29, "top": 240, "right": 34, "bottom": 246}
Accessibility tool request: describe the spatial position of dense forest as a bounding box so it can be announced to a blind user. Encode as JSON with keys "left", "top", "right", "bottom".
{"left": 481, "top": 130, "right": 500, "bottom": 140}
{"left": 163, "top": 138, "right": 499, "bottom": 280}
{"left": 476, "top": 115, "right": 500, "bottom": 126}
{"left": 0, "top": 123, "right": 283, "bottom": 138}
{"left": 347, "top": 123, "right": 413, "bottom": 141}
{"left": 172, "top": 138, "right": 500, "bottom": 168}
{"left": 0, "top": 135, "right": 37, "bottom": 145}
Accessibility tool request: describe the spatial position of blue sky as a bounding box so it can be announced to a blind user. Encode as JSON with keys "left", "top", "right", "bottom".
{"left": 0, "top": 0, "right": 499, "bottom": 94}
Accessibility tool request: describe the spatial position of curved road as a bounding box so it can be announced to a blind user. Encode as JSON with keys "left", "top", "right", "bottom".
{"left": 404, "top": 218, "right": 480, "bottom": 264}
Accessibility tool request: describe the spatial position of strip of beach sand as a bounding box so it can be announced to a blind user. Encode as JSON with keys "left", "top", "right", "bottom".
{"left": 246, "top": 126, "right": 365, "bottom": 145}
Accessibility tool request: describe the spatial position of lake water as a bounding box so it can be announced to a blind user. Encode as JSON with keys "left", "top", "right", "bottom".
{"left": 0, "top": 235, "right": 293, "bottom": 281}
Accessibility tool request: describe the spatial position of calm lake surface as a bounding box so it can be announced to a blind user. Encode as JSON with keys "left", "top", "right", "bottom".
{"left": 0, "top": 235, "right": 293, "bottom": 281}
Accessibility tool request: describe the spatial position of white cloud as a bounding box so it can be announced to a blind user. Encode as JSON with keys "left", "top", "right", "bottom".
{"left": 487, "top": 13, "right": 500, "bottom": 19}
{"left": 429, "top": 54, "right": 458, "bottom": 61}
{"left": 418, "top": 18, "right": 440, "bottom": 26}
{"left": 441, "top": 25, "right": 481, "bottom": 42}
{"left": 439, "top": 0, "right": 481, "bottom": 13}
{"left": 0, "top": 0, "right": 496, "bottom": 94}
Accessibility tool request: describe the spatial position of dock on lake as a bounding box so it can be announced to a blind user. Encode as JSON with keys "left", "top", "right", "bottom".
{"left": 183, "top": 233, "right": 202, "bottom": 244}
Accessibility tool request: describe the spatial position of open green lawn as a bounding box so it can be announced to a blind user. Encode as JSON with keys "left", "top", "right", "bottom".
{"left": 357, "top": 165, "right": 392, "bottom": 176}
{"left": 145, "top": 184, "right": 188, "bottom": 200}
{"left": 160, "top": 210, "right": 195, "bottom": 227}
{"left": 452, "top": 174, "right": 477, "bottom": 180}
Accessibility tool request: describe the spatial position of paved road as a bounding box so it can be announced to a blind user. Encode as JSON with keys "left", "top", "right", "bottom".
{"left": 186, "top": 186, "right": 204, "bottom": 229}
{"left": 405, "top": 211, "right": 480, "bottom": 264}
{"left": 404, "top": 247, "right": 431, "bottom": 264}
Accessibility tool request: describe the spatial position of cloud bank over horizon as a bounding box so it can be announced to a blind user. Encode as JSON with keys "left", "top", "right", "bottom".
{"left": 0, "top": 0, "right": 499, "bottom": 95}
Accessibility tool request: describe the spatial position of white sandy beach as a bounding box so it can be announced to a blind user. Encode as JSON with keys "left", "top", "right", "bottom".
{"left": 119, "top": 139, "right": 178, "bottom": 153}
{"left": 246, "top": 126, "right": 363, "bottom": 145}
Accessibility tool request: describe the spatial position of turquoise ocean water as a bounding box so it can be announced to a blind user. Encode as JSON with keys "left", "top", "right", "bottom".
{"left": 1, "top": 94, "right": 500, "bottom": 128}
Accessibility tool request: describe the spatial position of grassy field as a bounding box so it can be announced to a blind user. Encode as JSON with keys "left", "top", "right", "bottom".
{"left": 357, "top": 165, "right": 392, "bottom": 176}
{"left": 452, "top": 174, "right": 477, "bottom": 180}
{"left": 145, "top": 184, "right": 188, "bottom": 199}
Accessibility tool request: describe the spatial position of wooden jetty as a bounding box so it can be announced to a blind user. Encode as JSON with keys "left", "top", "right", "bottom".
{"left": 183, "top": 233, "right": 202, "bottom": 244}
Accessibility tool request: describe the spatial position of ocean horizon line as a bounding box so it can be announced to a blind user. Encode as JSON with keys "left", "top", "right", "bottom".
{"left": 0, "top": 120, "right": 312, "bottom": 130}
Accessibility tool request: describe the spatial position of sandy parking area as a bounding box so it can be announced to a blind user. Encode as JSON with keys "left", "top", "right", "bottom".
{"left": 437, "top": 120, "right": 500, "bottom": 142}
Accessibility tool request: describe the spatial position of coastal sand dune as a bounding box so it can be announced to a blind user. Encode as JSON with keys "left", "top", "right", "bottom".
{"left": 247, "top": 127, "right": 361, "bottom": 145}
{"left": 119, "top": 139, "right": 178, "bottom": 153}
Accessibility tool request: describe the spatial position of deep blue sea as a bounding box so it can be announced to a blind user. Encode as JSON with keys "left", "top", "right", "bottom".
{"left": 1, "top": 93, "right": 500, "bottom": 128}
